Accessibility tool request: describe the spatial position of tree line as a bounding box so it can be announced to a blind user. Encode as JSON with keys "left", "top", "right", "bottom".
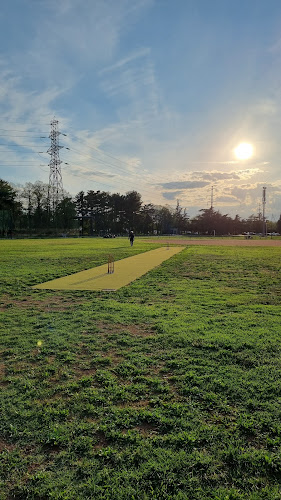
{"left": 0, "top": 178, "right": 280, "bottom": 237}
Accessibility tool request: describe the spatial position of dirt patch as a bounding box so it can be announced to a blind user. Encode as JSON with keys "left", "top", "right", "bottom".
{"left": 94, "top": 431, "right": 110, "bottom": 449}
{"left": 0, "top": 439, "right": 16, "bottom": 452}
{"left": 27, "top": 462, "right": 42, "bottom": 474}
{"left": 0, "top": 294, "right": 84, "bottom": 312}
{"left": 146, "top": 238, "right": 281, "bottom": 247}
{"left": 125, "top": 325, "right": 155, "bottom": 337}
{"left": 95, "top": 321, "right": 155, "bottom": 338}
{"left": 0, "top": 362, "right": 6, "bottom": 379}
{"left": 73, "top": 367, "right": 97, "bottom": 378}
{"left": 41, "top": 443, "right": 61, "bottom": 454}
{"left": 117, "top": 400, "right": 150, "bottom": 409}
{"left": 135, "top": 422, "right": 158, "bottom": 436}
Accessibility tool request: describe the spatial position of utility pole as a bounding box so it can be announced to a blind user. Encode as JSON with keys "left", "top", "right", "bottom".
{"left": 262, "top": 186, "right": 266, "bottom": 236}
{"left": 47, "top": 118, "right": 64, "bottom": 212}
{"left": 210, "top": 185, "right": 214, "bottom": 210}
{"left": 258, "top": 203, "right": 261, "bottom": 220}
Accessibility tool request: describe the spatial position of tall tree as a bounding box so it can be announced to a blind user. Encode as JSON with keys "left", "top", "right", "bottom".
{"left": 0, "top": 179, "right": 18, "bottom": 210}
{"left": 21, "top": 183, "right": 34, "bottom": 233}
{"left": 138, "top": 204, "right": 155, "bottom": 234}
{"left": 55, "top": 197, "right": 77, "bottom": 231}
{"left": 75, "top": 191, "right": 87, "bottom": 236}
{"left": 276, "top": 215, "right": 281, "bottom": 234}
{"left": 246, "top": 214, "right": 263, "bottom": 234}
{"left": 192, "top": 208, "right": 233, "bottom": 235}
{"left": 85, "top": 190, "right": 110, "bottom": 235}
{"left": 124, "top": 191, "right": 142, "bottom": 231}
{"left": 0, "top": 179, "right": 22, "bottom": 235}
{"left": 154, "top": 206, "right": 174, "bottom": 234}
{"left": 31, "top": 181, "right": 49, "bottom": 230}
{"left": 109, "top": 193, "right": 126, "bottom": 234}
{"left": 173, "top": 200, "right": 189, "bottom": 234}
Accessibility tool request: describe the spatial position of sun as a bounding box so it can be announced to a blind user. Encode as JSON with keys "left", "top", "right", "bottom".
{"left": 234, "top": 142, "right": 254, "bottom": 160}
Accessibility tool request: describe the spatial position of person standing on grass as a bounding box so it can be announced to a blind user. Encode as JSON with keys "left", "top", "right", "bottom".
{"left": 129, "top": 230, "right": 135, "bottom": 247}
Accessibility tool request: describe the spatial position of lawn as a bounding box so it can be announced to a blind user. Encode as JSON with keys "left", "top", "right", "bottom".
{"left": 1, "top": 237, "right": 281, "bottom": 499}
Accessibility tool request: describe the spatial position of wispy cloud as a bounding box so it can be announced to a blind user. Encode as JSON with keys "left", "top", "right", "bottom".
{"left": 215, "top": 195, "right": 238, "bottom": 203}
{"left": 191, "top": 171, "right": 240, "bottom": 181}
{"left": 4, "top": 0, "right": 152, "bottom": 89}
{"left": 161, "top": 181, "right": 210, "bottom": 190}
{"left": 99, "top": 48, "right": 151, "bottom": 75}
{"left": 98, "top": 45, "right": 160, "bottom": 123}
{"left": 66, "top": 166, "right": 115, "bottom": 179}
{"left": 163, "top": 191, "right": 183, "bottom": 200}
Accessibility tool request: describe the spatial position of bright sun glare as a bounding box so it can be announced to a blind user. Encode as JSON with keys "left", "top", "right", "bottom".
{"left": 234, "top": 142, "right": 254, "bottom": 160}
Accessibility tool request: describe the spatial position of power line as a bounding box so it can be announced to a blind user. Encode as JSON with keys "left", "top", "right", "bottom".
{"left": 0, "top": 124, "right": 156, "bottom": 184}
{"left": 0, "top": 162, "right": 44, "bottom": 164}
{"left": 0, "top": 165, "right": 42, "bottom": 169}
{"left": 61, "top": 165, "right": 162, "bottom": 201}
{"left": 0, "top": 129, "right": 48, "bottom": 134}
{"left": 63, "top": 144, "right": 161, "bottom": 188}
{"left": 0, "top": 122, "right": 163, "bottom": 203}
{"left": 62, "top": 135, "right": 168, "bottom": 186}
{"left": 0, "top": 147, "right": 43, "bottom": 150}
{"left": 63, "top": 146, "right": 164, "bottom": 198}
{"left": 68, "top": 133, "right": 139, "bottom": 169}
{"left": 2, "top": 139, "right": 155, "bottom": 192}
{"left": 64, "top": 145, "right": 138, "bottom": 177}
{"left": 0, "top": 135, "right": 47, "bottom": 138}
{"left": 65, "top": 126, "right": 145, "bottom": 170}
{"left": 63, "top": 157, "right": 144, "bottom": 188}
{"left": 61, "top": 159, "right": 161, "bottom": 201}
{"left": 0, "top": 144, "right": 47, "bottom": 151}
{"left": 0, "top": 120, "right": 53, "bottom": 125}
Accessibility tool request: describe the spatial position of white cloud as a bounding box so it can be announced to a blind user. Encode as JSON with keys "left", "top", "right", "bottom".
{"left": 3, "top": 1, "right": 152, "bottom": 91}
{"left": 99, "top": 48, "right": 151, "bottom": 75}
{"left": 98, "top": 48, "right": 160, "bottom": 124}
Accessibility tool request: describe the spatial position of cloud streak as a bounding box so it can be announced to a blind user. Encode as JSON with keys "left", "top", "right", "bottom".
{"left": 163, "top": 191, "right": 183, "bottom": 200}
{"left": 160, "top": 181, "right": 210, "bottom": 190}
{"left": 99, "top": 48, "right": 151, "bottom": 75}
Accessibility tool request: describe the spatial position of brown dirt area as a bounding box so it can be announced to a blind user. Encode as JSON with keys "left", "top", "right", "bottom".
{"left": 0, "top": 294, "right": 84, "bottom": 312}
{"left": 146, "top": 238, "right": 281, "bottom": 247}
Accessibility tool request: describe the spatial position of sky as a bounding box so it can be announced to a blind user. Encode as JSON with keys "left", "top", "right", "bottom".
{"left": 1, "top": 0, "right": 281, "bottom": 219}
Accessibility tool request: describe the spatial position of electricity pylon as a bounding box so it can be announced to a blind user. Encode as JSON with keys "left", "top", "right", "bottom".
{"left": 47, "top": 118, "right": 64, "bottom": 211}
{"left": 210, "top": 185, "right": 214, "bottom": 210}
{"left": 262, "top": 186, "right": 266, "bottom": 236}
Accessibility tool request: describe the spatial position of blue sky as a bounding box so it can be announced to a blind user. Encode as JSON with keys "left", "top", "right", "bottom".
{"left": 1, "top": 0, "right": 281, "bottom": 218}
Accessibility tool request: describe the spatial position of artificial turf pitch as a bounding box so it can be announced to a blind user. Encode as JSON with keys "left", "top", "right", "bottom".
{"left": 33, "top": 246, "right": 184, "bottom": 291}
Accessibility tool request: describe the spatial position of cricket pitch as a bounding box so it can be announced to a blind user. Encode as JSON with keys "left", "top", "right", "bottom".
{"left": 33, "top": 246, "right": 184, "bottom": 291}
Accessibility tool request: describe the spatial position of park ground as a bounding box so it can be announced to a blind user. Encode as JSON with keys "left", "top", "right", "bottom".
{"left": 1, "top": 236, "right": 281, "bottom": 499}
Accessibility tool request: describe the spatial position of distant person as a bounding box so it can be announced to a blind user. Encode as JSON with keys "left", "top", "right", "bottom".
{"left": 129, "top": 230, "right": 135, "bottom": 247}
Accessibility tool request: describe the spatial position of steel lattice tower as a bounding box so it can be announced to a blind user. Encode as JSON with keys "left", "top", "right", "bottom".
{"left": 262, "top": 186, "right": 266, "bottom": 236}
{"left": 210, "top": 185, "right": 214, "bottom": 210}
{"left": 47, "top": 119, "right": 64, "bottom": 211}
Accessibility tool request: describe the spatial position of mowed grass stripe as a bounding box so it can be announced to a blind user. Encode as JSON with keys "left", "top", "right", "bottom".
{"left": 33, "top": 246, "right": 184, "bottom": 291}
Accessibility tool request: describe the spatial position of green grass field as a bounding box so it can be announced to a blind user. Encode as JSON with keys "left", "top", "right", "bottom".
{"left": 1, "top": 237, "right": 281, "bottom": 499}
